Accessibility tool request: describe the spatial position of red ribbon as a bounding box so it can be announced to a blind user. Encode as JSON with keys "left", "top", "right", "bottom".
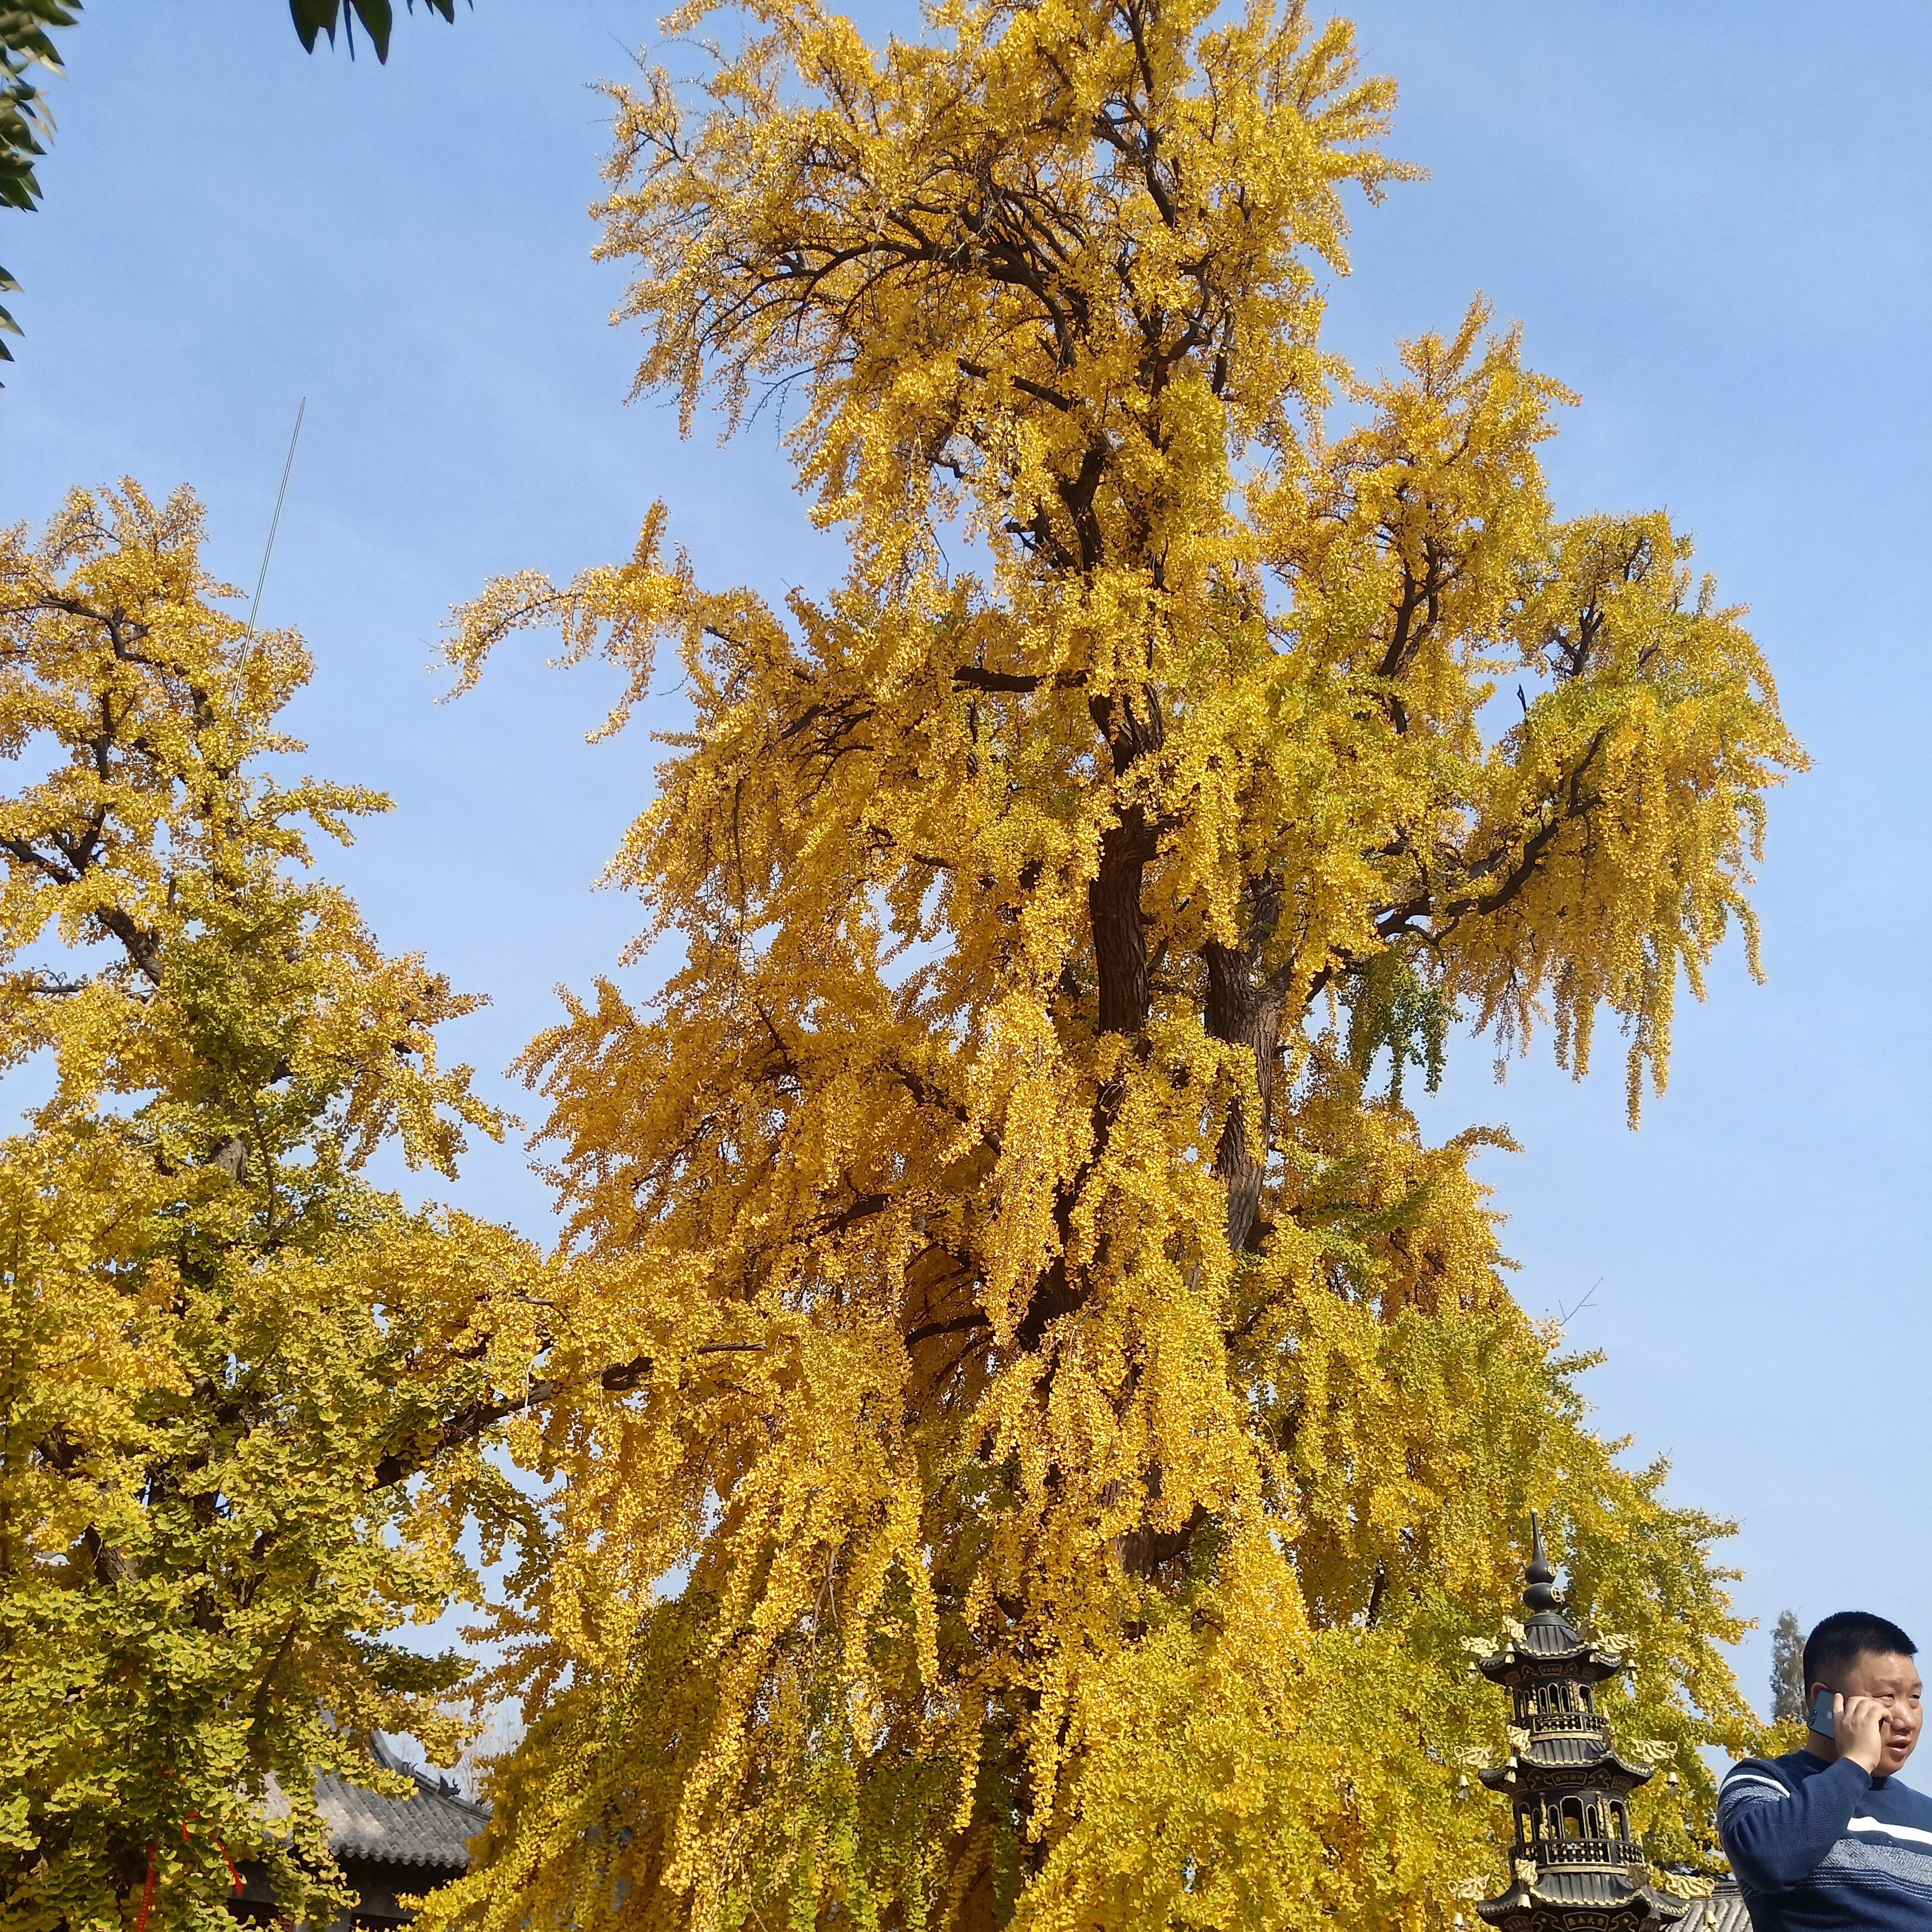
{"left": 182, "top": 1812, "right": 244, "bottom": 1892}
{"left": 134, "top": 1844, "right": 158, "bottom": 1932}
{"left": 136, "top": 1766, "right": 244, "bottom": 1928}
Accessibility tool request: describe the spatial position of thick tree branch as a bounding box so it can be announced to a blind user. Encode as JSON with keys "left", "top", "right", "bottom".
{"left": 366, "top": 1343, "right": 766, "bottom": 1490}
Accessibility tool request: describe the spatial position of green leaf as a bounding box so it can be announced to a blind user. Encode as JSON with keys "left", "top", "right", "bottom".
{"left": 350, "top": 0, "right": 392, "bottom": 62}
{"left": 0, "top": 3, "right": 78, "bottom": 75}
{"left": 287, "top": 0, "right": 335, "bottom": 53}
{"left": 289, "top": 0, "right": 468, "bottom": 61}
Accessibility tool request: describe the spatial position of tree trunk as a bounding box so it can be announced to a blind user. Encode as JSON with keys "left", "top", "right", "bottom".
{"left": 1204, "top": 876, "right": 1285, "bottom": 1254}
{"left": 1088, "top": 804, "right": 1155, "bottom": 1036}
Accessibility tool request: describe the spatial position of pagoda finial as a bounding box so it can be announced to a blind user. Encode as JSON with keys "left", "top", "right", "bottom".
{"left": 1523, "top": 1513, "right": 1556, "bottom": 1613}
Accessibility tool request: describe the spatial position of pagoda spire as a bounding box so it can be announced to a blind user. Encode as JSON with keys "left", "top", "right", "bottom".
{"left": 1524, "top": 1513, "right": 1556, "bottom": 1613}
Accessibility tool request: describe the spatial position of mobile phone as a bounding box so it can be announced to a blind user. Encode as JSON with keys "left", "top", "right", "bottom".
{"left": 1810, "top": 1688, "right": 1837, "bottom": 1737}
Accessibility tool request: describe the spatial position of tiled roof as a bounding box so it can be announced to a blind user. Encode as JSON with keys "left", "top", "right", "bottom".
{"left": 313, "top": 1735, "right": 490, "bottom": 1872}
{"left": 1690, "top": 1881, "right": 1750, "bottom": 1932}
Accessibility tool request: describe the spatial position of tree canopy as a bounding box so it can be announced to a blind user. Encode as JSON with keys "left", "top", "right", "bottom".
{"left": 1770, "top": 1609, "right": 1806, "bottom": 1729}
{"left": 409, "top": 0, "right": 1807, "bottom": 1926}
{"left": 0, "top": 1, "right": 1808, "bottom": 1927}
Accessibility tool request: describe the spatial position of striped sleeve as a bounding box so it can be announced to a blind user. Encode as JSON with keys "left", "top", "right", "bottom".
{"left": 1721, "top": 1756, "right": 1873, "bottom": 1892}
{"left": 1721, "top": 1767, "right": 1798, "bottom": 1813}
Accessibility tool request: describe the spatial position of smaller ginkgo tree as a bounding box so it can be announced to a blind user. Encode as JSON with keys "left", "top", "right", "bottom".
{"left": 0, "top": 481, "right": 546, "bottom": 1932}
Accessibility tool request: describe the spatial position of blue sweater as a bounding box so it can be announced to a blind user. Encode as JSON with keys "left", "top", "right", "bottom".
{"left": 1719, "top": 1749, "right": 1932, "bottom": 1932}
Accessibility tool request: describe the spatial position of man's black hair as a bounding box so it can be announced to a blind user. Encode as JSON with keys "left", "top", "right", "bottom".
{"left": 1805, "top": 1611, "right": 1919, "bottom": 1690}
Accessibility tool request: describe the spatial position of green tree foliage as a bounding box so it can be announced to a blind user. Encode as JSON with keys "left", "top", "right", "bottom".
{"left": 1772, "top": 1608, "right": 1807, "bottom": 1726}
{"left": 0, "top": 1, "right": 77, "bottom": 357}
{"left": 287, "top": 0, "right": 467, "bottom": 65}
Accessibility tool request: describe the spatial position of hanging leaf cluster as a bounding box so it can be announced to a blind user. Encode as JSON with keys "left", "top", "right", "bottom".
{"left": 288, "top": 0, "right": 466, "bottom": 65}
{"left": 0, "top": 1, "right": 78, "bottom": 362}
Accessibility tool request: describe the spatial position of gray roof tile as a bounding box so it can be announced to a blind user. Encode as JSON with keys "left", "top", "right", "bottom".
{"left": 312, "top": 1736, "right": 490, "bottom": 1872}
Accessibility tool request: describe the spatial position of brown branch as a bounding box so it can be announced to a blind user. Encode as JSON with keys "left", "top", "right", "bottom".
{"left": 951, "top": 666, "right": 1086, "bottom": 694}
{"left": 905, "top": 1309, "right": 992, "bottom": 1348}
{"left": 955, "top": 358, "right": 1077, "bottom": 413}
{"left": 818, "top": 1193, "right": 892, "bottom": 1237}
{"left": 366, "top": 1342, "right": 765, "bottom": 1490}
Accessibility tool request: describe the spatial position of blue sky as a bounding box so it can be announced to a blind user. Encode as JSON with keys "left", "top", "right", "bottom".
{"left": 3, "top": 0, "right": 1927, "bottom": 1721}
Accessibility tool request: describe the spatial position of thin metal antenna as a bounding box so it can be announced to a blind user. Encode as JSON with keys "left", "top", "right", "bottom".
{"left": 244, "top": 398, "right": 305, "bottom": 651}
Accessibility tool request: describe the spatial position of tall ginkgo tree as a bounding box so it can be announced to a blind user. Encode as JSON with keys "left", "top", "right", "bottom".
{"left": 425, "top": 0, "right": 1803, "bottom": 1928}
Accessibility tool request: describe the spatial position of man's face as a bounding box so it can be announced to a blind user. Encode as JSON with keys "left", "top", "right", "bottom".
{"left": 1824, "top": 1652, "right": 1926, "bottom": 1777}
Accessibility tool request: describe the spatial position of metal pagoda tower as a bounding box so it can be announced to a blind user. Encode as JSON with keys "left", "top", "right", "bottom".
{"left": 1473, "top": 1518, "right": 1687, "bottom": 1932}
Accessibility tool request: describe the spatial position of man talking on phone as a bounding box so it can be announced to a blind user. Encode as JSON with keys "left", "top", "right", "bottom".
{"left": 1720, "top": 1611, "right": 1932, "bottom": 1930}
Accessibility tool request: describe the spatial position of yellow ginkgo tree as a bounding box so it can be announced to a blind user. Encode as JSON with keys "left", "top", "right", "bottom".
{"left": 0, "top": 482, "right": 554, "bottom": 1932}
{"left": 420, "top": 0, "right": 1805, "bottom": 1926}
